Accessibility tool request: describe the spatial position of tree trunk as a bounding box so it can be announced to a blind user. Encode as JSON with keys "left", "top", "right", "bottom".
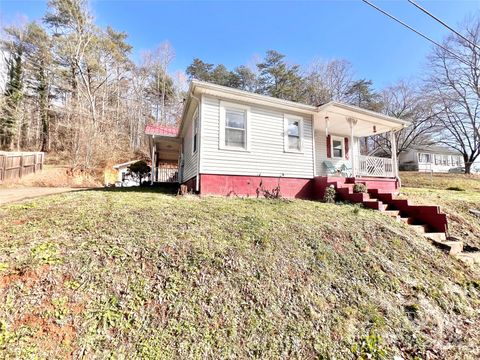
{"left": 464, "top": 161, "right": 472, "bottom": 174}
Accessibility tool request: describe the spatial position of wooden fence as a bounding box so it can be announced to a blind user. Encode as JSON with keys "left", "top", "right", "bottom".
{"left": 0, "top": 152, "right": 44, "bottom": 182}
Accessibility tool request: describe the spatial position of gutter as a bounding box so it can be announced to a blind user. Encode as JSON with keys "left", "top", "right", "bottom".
{"left": 318, "top": 101, "right": 411, "bottom": 127}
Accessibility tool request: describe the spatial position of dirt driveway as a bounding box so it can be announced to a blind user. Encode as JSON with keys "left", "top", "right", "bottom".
{"left": 0, "top": 187, "right": 80, "bottom": 205}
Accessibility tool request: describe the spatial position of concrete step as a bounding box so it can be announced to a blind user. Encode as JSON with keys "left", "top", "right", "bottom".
{"left": 430, "top": 240, "right": 464, "bottom": 255}
{"left": 409, "top": 224, "right": 428, "bottom": 234}
{"left": 400, "top": 217, "right": 415, "bottom": 225}
{"left": 363, "top": 200, "right": 385, "bottom": 211}
{"left": 424, "top": 232, "right": 447, "bottom": 241}
{"left": 455, "top": 252, "right": 480, "bottom": 265}
{"left": 384, "top": 210, "right": 400, "bottom": 217}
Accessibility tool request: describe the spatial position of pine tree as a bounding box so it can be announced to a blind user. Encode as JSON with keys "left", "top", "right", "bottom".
{"left": 1, "top": 28, "right": 25, "bottom": 150}
{"left": 256, "top": 50, "right": 305, "bottom": 102}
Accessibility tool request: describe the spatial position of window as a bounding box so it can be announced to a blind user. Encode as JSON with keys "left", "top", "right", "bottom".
{"left": 192, "top": 108, "right": 199, "bottom": 154}
{"left": 225, "top": 108, "right": 246, "bottom": 148}
{"left": 220, "top": 101, "right": 250, "bottom": 151}
{"left": 331, "top": 137, "right": 344, "bottom": 158}
{"left": 284, "top": 115, "right": 303, "bottom": 152}
{"left": 419, "top": 153, "right": 432, "bottom": 163}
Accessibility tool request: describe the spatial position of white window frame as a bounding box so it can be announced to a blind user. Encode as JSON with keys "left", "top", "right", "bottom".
{"left": 284, "top": 114, "right": 304, "bottom": 153}
{"left": 418, "top": 153, "right": 432, "bottom": 164}
{"left": 219, "top": 101, "right": 251, "bottom": 151}
{"left": 192, "top": 107, "right": 199, "bottom": 155}
{"left": 331, "top": 136, "right": 345, "bottom": 159}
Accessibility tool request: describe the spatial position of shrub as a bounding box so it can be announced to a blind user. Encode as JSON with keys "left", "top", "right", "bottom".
{"left": 353, "top": 205, "right": 361, "bottom": 215}
{"left": 256, "top": 179, "right": 282, "bottom": 199}
{"left": 128, "top": 160, "right": 151, "bottom": 184}
{"left": 323, "top": 185, "right": 336, "bottom": 203}
{"left": 353, "top": 183, "right": 367, "bottom": 193}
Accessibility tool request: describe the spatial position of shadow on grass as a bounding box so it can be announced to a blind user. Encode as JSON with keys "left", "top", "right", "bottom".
{"left": 89, "top": 183, "right": 180, "bottom": 195}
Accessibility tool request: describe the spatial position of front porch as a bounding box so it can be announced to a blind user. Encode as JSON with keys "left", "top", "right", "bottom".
{"left": 315, "top": 102, "right": 401, "bottom": 179}
{"left": 146, "top": 124, "right": 181, "bottom": 184}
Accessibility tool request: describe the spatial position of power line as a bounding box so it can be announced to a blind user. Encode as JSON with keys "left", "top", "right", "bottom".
{"left": 361, "top": 0, "right": 472, "bottom": 67}
{"left": 407, "top": 0, "right": 480, "bottom": 51}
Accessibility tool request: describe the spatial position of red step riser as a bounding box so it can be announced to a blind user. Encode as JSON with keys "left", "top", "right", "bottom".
{"left": 350, "top": 185, "right": 448, "bottom": 235}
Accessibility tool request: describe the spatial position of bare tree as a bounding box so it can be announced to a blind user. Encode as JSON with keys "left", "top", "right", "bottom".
{"left": 372, "top": 81, "right": 441, "bottom": 156}
{"left": 142, "top": 41, "right": 175, "bottom": 123}
{"left": 304, "top": 58, "right": 354, "bottom": 105}
{"left": 426, "top": 15, "right": 480, "bottom": 174}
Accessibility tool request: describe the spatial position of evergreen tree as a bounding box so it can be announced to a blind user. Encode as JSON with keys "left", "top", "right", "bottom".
{"left": 1, "top": 25, "right": 28, "bottom": 150}
{"left": 24, "top": 22, "right": 53, "bottom": 152}
{"left": 256, "top": 50, "right": 305, "bottom": 102}
{"left": 232, "top": 65, "right": 258, "bottom": 92}
{"left": 345, "top": 79, "right": 383, "bottom": 112}
{"left": 1, "top": 54, "right": 23, "bottom": 149}
{"left": 186, "top": 58, "right": 214, "bottom": 81}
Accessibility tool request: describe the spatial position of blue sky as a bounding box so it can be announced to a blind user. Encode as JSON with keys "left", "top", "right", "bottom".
{"left": 1, "top": 0, "right": 479, "bottom": 88}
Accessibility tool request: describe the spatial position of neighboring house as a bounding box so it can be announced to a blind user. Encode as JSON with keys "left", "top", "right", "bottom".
{"left": 146, "top": 80, "right": 410, "bottom": 198}
{"left": 398, "top": 145, "right": 464, "bottom": 173}
{"left": 109, "top": 160, "right": 145, "bottom": 187}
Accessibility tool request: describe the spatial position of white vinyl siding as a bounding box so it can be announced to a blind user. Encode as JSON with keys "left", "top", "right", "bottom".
{"left": 192, "top": 109, "right": 199, "bottom": 154}
{"left": 200, "top": 95, "right": 314, "bottom": 178}
{"left": 182, "top": 105, "right": 199, "bottom": 182}
{"left": 315, "top": 130, "right": 359, "bottom": 176}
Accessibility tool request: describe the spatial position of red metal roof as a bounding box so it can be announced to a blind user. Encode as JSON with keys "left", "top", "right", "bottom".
{"left": 145, "top": 124, "right": 179, "bottom": 137}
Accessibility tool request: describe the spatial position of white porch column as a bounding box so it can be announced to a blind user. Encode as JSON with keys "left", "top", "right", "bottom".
{"left": 349, "top": 118, "right": 357, "bottom": 177}
{"left": 390, "top": 130, "right": 398, "bottom": 178}
{"left": 150, "top": 137, "right": 156, "bottom": 185}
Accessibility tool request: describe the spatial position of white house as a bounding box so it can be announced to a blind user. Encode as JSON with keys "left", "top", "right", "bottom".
{"left": 398, "top": 145, "right": 464, "bottom": 173}
{"left": 146, "top": 80, "right": 411, "bottom": 198}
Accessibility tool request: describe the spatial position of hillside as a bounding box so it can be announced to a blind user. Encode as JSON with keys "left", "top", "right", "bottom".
{"left": 0, "top": 190, "right": 479, "bottom": 359}
{"left": 400, "top": 172, "right": 480, "bottom": 248}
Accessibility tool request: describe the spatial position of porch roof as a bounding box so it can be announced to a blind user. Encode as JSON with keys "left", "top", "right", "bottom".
{"left": 315, "top": 102, "right": 410, "bottom": 137}
{"left": 145, "top": 124, "right": 179, "bottom": 137}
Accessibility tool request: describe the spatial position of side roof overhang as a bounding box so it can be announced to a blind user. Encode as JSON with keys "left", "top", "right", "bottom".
{"left": 177, "top": 80, "right": 412, "bottom": 137}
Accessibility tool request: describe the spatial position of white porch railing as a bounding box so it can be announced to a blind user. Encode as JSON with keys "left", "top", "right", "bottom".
{"left": 355, "top": 155, "right": 394, "bottom": 178}
{"left": 155, "top": 167, "right": 178, "bottom": 183}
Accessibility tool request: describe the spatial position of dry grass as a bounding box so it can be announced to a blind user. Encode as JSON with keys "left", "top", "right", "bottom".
{"left": 400, "top": 171, "right": 480, "bottom": 192}
{"left": 399, "top": 171, "right": 480, "bottom": 249}
{"left": 0, "top": 165, "right": 102, "bottom": 189}
{"left": 0, "top": 189, "right": 479, "bottom": 359}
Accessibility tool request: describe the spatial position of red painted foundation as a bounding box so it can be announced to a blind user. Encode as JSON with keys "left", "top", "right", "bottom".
{"left": 197, "top": 174, "right": 399, "bottom": 200}
{"left": 181, "top": 176, "right": 197, "bottom": 193}
{"left": 199, "top": 174, "right": 313, "bottom": 199}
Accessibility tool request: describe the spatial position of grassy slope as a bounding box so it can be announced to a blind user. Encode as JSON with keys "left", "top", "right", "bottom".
{"left": 400, "top": 172, "right": 480, "bottom": 192}
{"left": 400, "top": 172, "right": 480, "bottom": 248}
{"left": 0, "top": 190, "right": 479, "bottom": 359}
